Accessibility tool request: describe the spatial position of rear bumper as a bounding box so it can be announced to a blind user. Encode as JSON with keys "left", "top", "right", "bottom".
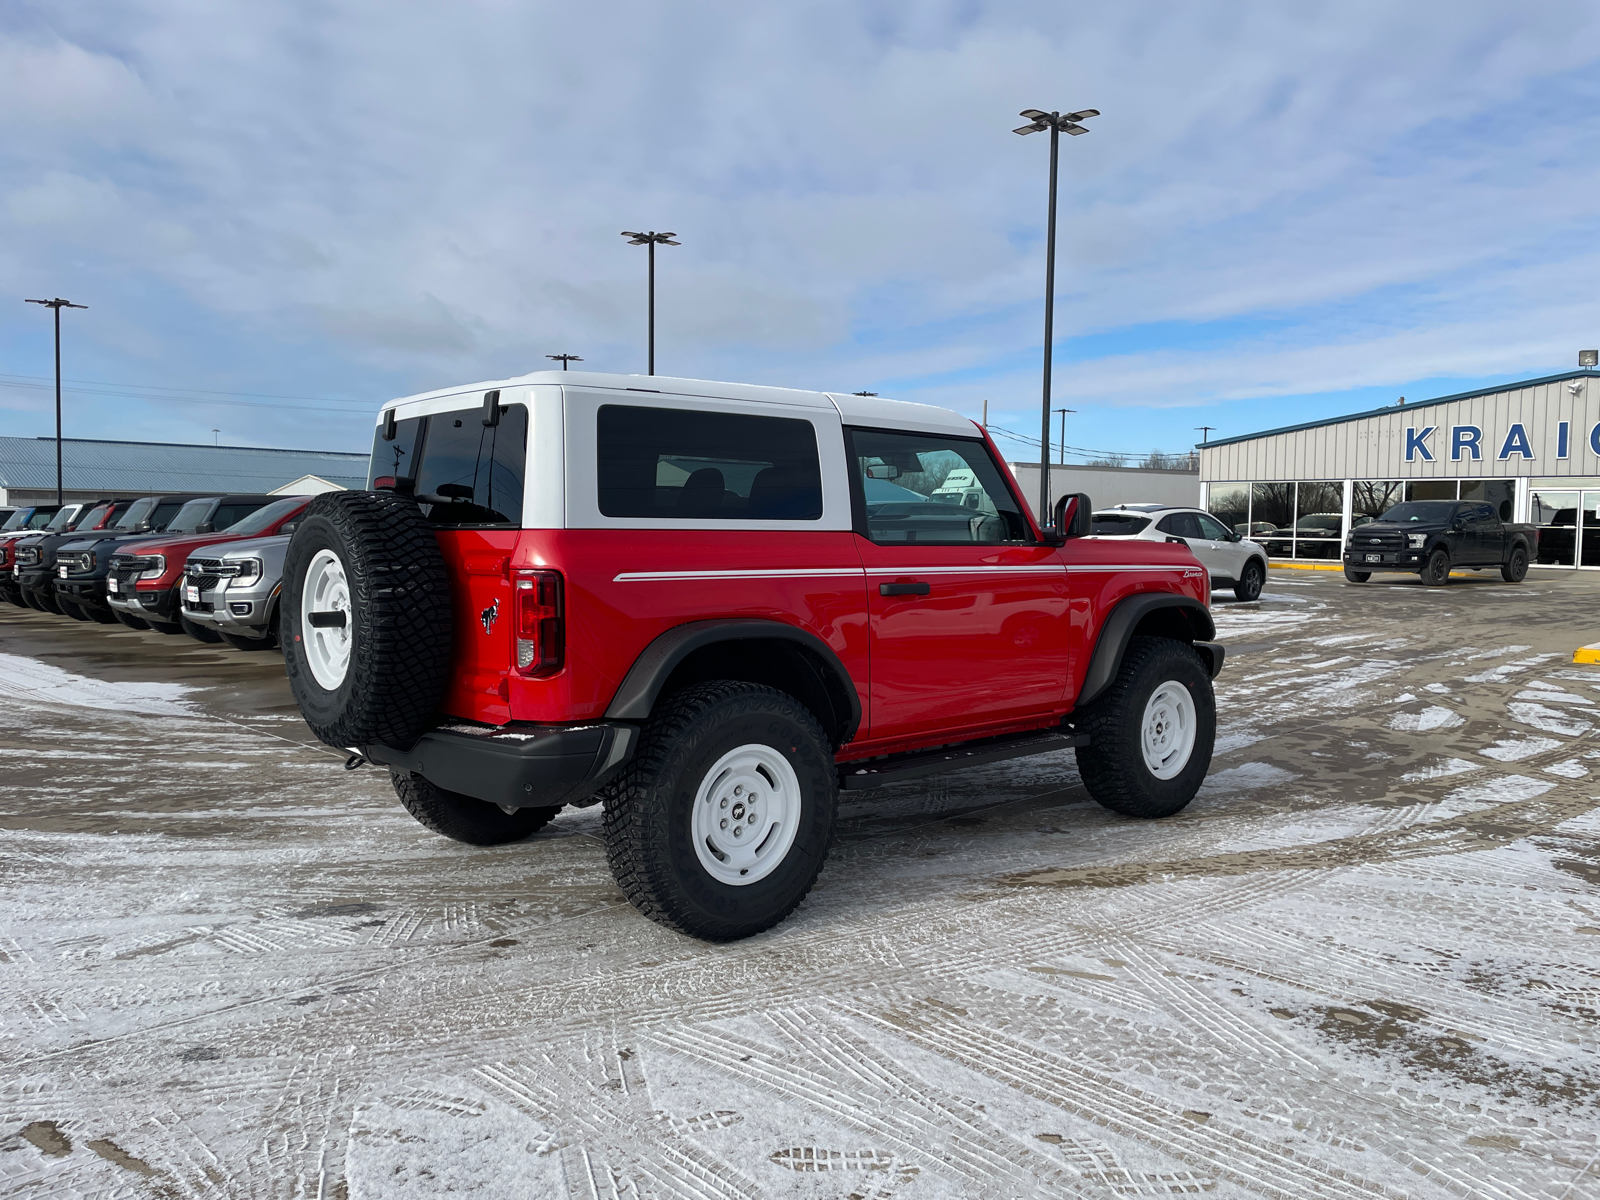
{"left": 362, "top": 721, "right": 638, "bottom": 810}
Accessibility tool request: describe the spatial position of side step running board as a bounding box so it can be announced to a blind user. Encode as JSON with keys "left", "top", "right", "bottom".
{"left": 838, "top": 728, "right": 1088, "bottom": 791}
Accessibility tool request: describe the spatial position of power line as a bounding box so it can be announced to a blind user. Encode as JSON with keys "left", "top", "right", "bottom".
{"left": 0, "top": 376, "right": 375, "bottom": 417}
{"left": 0, "top": 371, "right": 371, "bottom": 405}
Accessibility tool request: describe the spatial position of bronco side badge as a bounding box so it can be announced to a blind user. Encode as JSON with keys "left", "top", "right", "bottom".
{"left": 480, "top": 598, "right": 499, "bottom": 634}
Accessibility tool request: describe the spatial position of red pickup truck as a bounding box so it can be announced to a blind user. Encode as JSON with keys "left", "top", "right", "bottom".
{"left": 282, "top": 373, "right": 1223, "bottom": 941}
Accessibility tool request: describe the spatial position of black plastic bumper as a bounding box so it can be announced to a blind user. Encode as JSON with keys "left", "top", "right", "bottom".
{"left": 362, "top": 721, "right": 638, "bottom": 810}
{"left": 56, "top": 578, "right": 109, "bottom": 609}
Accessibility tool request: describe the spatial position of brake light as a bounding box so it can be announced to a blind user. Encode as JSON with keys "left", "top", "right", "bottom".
{"left": 373, "top": 476, "right": 396, "bottom": 490}
{"left": 514, "top": 569, "right": 563, "bottom": 676}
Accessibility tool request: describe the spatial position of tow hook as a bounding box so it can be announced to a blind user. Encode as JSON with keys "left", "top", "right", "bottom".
{"left": 343, "top": 751, "right": 367, "bottom": 771}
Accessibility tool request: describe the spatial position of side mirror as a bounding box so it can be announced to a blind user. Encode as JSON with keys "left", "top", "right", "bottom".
{"left": 482, "top": 389, "right": 501, "bottom": 428}
{"left": 1451, "top": 518, "right": 1464, "bottom": 532}
{"left": 195, "top": 522, "right": 214, "bottom": 534}
{"left": 1050, "top": 493, "right": 1093, "bottom": 542}
{"left": 280, "top": 522, "right": 298, "bottom": 534}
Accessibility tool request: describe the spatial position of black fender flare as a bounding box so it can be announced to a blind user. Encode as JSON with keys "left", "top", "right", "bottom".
{"left": 605, "top": 618, "right": 862, "bottom": 742}
{"left": 1075, "top": 593, "right": 1217, "bottom": 709}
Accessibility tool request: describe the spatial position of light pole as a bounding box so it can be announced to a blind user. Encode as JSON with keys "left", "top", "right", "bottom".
{"left": 1195, "top": 426, "right": 1215, "bottom": 444}
{"left": 1053, "top": 407, "right": 1075, "bottom": 464}
{"left": 547, "top": 354, "right": 583, "bottom": 370}
{"left": 620, "top": 231, "right": 680, "bottom": 374}
{"left": 212, "top": 429, "right": 221, "bottom": 446}
{"left": 1013, "top": 106, "right": 1098, "bottom": 526}
{"left": 24, "top": 296, "right": 88, "bottom": 505}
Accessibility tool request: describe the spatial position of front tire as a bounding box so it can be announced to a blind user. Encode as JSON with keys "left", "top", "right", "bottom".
{"left": 1422, "top": 549, "right": 1451, "bottom": 586}
{"left": 1501, "top": 546, "right": 1528, "bottom": 583}
{"left": 221, "top": 631, "right": 273, "bottom": 651}
{"left": 1233, "top": 559, "right": 1264, "bottom": 601}
{"left": 113, "top": 611, "right": 149, "bottom": 630}
{"left": 603, "top": 682, "right": 837, "bottom": 942}
{"left": 181, "top": 614, "right": 223, "bottom": 643}
{"left": 1075, "top": 637, "right": 1215, "bottom": 819}
{"left": 1344, "top": 568, "right": 1371, "bottom": 583}
{"left": 57, "top": 598, "right": 88, "bottom": 621}
{"left": 391, "top": 770, "right": 560, "bottom": 845}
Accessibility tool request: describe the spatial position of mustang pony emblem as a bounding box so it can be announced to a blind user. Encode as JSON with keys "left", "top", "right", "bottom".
{"left": 480, "top": 598, "right": 499, "bottom": 634}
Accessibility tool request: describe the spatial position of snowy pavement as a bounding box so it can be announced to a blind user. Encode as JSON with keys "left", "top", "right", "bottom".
{"left": 2, "top": 569, "right": 1599, "bottom": 1198}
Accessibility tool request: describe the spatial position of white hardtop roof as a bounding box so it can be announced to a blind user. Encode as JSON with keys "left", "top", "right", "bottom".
{"left": 378, "top": 371, "right": 978, "bottom": 437}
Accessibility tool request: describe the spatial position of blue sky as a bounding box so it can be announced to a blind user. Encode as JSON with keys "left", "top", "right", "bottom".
{"left": 4, "top": 1, "right": 1600, "bottom": 462}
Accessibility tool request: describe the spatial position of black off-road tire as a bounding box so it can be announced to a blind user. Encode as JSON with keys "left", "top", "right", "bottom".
{"left": 1501, "top": 546, "right": 1528, "bottom": 583}
{"left": 390, "top": 769, "right": 560, "bottom": 845}
{"left": 221, "top": 631, "right": 273, "bottom": 651}
{"left": 1422, "top": 549, "right": 1451, "bottom": 586}
{"left": 1074, "top": 636, "right": 1215, "bottom": 820}
{"left": 146, "top": 619, "right": 184, "bottom": 635}
{"left": 1233, "top": 559, "right": 1264, "bottom": 601}
{"left": 112, "top": 610, "right": 149, "bottom": 630}
{"left": 282, "top": 491, "right": 451, "bottom": 749}
{"left": 57, "top": 598, "right": 88, "bottom": 621}
{"left": 1344, "top": 568, "right": 1371, "bottom": 583}
{"left": 602, "top": 682, "right": 837, "bottom": 942}
{"left": 181, "top": 614, "right": 223, "bottom": 643}
{"left": 83, "top": 604, "right": 119, "bottom": 625}
{"left": 25, "top": 588, "right": 53, "bottom": 613}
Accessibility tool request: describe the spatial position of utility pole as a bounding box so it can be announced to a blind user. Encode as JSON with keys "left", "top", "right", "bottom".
{"left": 546, "top": 354, "right": 583, "bottom": 370}
{"left": 621, "top": 232, "right": 680, "bottom": 374}
{"left": 1054, "top": 407, "right": 1075, "bottom": 464}
{"left": 24, "top": 297, "right": 88, "bottom": 505}
{"left": 1014, "top": 106, "right": 1098, "bottom": 526}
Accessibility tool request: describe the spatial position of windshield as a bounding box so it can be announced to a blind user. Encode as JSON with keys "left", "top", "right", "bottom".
{"left": 1380, "top": 501, "right": 1457, "bottom": 524}
{"left": 78, "top": 504, "right": 112, "bottom": 530}
{"left": 165, "top": 499, "right": 216, "bottom": 534}
{"left": 45, "top": 506, "right": 80, "bottom": 531}
{"left": 1, "top": 509, "right": 30, "bottom": 532}
{"left": 113, "top": 497, "right": 160, "bottom": 530}
{"left": 221, "top": 496, "right": 307, "bottom": 536}
{"left": 1090, "top": 513, "right": 1152, "bottom": 535}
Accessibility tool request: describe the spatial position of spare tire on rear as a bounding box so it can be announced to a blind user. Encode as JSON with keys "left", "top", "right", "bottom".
{"left": 283, "top": 491, "right": 452, "bottom": 749}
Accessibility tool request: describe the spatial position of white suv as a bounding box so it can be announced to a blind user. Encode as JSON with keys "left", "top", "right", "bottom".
{"left": 1089, "top": 504, "right": 1269, "bottom": 601}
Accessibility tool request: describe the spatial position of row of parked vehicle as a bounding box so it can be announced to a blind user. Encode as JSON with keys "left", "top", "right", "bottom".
{"left": 0, "top": 494, "right": 306, "bottom": 648}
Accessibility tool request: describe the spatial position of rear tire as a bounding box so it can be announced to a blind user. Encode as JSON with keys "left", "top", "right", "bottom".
{"left": 1074, "top": 637, "right": 1215, "bottom": 819}
{"left": 602, "top": 682, "right": 837, "bottom": 942}
{"left": 181, "top": 614, "right": 223, "bottom": 643}
{"left": 1343, "top": 568, "right": 1371, "bottom": 582}
{"left": 1232, "top": 559, "right": 1264, "bottom": 601}
{"left": 1422, "top": 549, "right": 1451, "bottom": 586}
{"left": 391, "top": 770, "right": 560, "bottom": 845}
{"left": 1501, "top": 546, "right": 1528, "bottom": 583}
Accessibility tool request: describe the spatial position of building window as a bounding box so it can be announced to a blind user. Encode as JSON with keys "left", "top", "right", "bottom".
{"left": 1205, "top": 482, "right": 1249, "bottom": 535}
{"left": 1353, "top": 482, "right": 1403, "bottom": 527}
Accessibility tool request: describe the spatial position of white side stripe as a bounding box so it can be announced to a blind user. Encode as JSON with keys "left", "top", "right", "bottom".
{"left": 614, "top": 568, "right": 864, "bottom": 582}
{"left": 614, "top": 563, "right": 1192, "bottom": 582}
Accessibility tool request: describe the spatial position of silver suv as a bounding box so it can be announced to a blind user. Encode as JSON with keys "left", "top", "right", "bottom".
{"left": 180, "top": 534, "right": 291, "bottom": 649}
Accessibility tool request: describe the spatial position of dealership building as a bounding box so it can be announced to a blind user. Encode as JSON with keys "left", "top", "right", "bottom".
{"left": 1197, "top": 366, "right": 1600, "bottom": 567}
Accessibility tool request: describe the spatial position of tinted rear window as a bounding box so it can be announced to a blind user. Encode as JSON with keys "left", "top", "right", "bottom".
{"left": 1091, "top": 513, "right": 1151, "bottom": 535}
{"left": 598, "top": 405, "right": 822, "bottom": 520}
{"left": 413, "top": 403, "right": 528, "bottom": 526}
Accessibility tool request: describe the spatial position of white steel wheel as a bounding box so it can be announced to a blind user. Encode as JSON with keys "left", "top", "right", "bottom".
{"left": 302, "top": 548, "right": 353, "bottom": 690}
{"left": 1140, "top": 681, "right": 1197, "bottom": 780}
{"left": 691, "top": 743, "right": 802, "bottom": 886}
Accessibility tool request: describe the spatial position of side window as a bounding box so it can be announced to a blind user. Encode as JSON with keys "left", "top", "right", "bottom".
{"left": 1195, "top": 513, "right": 1232, "bottom": 540}
{"left": 1468, "top": 503, "right": 1497, "bottom": 526}
{"left": 848, "top": 428, "right": 1031, "bottom": 545}
{"left": 597, "top": 405, "right": 823, "bottom": 520}
{"left": 1157, "top": 512, "right": 1203, "bottom": 539}
{"left": 413, "top": 403, "right": 528, "bottom": 527}
{"left": 369, "top": 415, "right": 425, "bottom": 487}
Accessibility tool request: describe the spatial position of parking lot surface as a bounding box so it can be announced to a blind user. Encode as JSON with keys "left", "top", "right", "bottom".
{"left": 3, "top": 568, "right": 1599, "bottom": 1198}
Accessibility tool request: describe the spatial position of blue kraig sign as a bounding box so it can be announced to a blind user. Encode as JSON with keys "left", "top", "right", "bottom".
{"left": 1405, "top": 421, "right": 1581, "bottom": 463}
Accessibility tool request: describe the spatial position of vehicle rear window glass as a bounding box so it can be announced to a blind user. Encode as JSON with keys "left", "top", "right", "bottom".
{"left": 166, "top": 499, "right": 216, "bottom": 533}
{"left": 370, "top": 414, "right": 425, "bottom": 486}
{"left": 413, "top": 402, "right": 528, "bottom": 527}
{"left": 222, "top": 497, "right": 307, "bottom": 535}
{"left": 212, "top": 501, "right": 271, "bottom": 529}
{"left": 598, "top": 405, "right": 823, "bottom": 520}
{"left": 848, "top": 428, "right": 1030, "bottom": 544}
{"left": 1380, "top": 501, "right": 1457, "bottom": 523}
{"left": 1091, "top": 513, "right": 1150, "bottom": 535}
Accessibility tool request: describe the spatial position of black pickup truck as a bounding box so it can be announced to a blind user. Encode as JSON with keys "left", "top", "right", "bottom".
{"left": 1343, "top": 499, "right": 1538, "bottom": 586}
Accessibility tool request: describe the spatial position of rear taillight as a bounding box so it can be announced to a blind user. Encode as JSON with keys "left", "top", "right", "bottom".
{"left": 514, "top": 569, "right": 563, "bottom": 676}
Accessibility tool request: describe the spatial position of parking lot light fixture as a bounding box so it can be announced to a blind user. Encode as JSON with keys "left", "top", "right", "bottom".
{"left": 547, "top": 354, "right": 583, "bottom": 370}
{"left": 1014, "top": 107, "right": 1098, "bottom": 526}
{"left": 24, "top": 296, "right": 88, "bottom": 505}
{"left": 1054, "top": 407, "right": 1075, "bottom": 464}
{"left": 621, "top": 232, "right": 680, "bottom": 375}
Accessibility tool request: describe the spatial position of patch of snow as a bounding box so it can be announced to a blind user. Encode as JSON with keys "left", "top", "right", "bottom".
{"left": 1199, "top": 762, "right": 1298, "bottom": 795}
{"left": 1512, "top": 688, "right": 1594, "bottom": 706}
{"left": 1480, "top": 736, "right": 1564, "bottom": 762}
{"left": 1543, "top": 759, "right": 1590, "bottom": 779}
{"left": 1463, "top": 653, "right": 1563, "bottom": 684}
{"left": 0, "top": 652, "right": 197, "bottom": 717}
{"left": 1400, "top": 757, "right": 1481, "bottom": 783}
{"left": 1424, "top": 682, "right": 1451, "bottom": 694}
{"left": 1466, "top": 645, "right": 1533, "bottom": 660}
{"left": 1508, "top": 702, "right": 1592, "bottom": 737}
{"left": 1387, "top": 706, "right": 1464, "bottom": 732}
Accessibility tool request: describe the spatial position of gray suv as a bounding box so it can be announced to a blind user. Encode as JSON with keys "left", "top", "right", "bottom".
{"left": 180, "top": 533, "right": 292, "bottom": 650}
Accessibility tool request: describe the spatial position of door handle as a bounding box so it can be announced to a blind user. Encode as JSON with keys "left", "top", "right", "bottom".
{"left": 879, "top": 581, "right": 931, "bottom": 597}
{"left": 1165, "top": 536, "right": 1188, "bottom": 545}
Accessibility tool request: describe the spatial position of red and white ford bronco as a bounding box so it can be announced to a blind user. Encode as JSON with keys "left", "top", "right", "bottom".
{"left": 283, "top": 372, "right": 1223, "bottom": 941}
